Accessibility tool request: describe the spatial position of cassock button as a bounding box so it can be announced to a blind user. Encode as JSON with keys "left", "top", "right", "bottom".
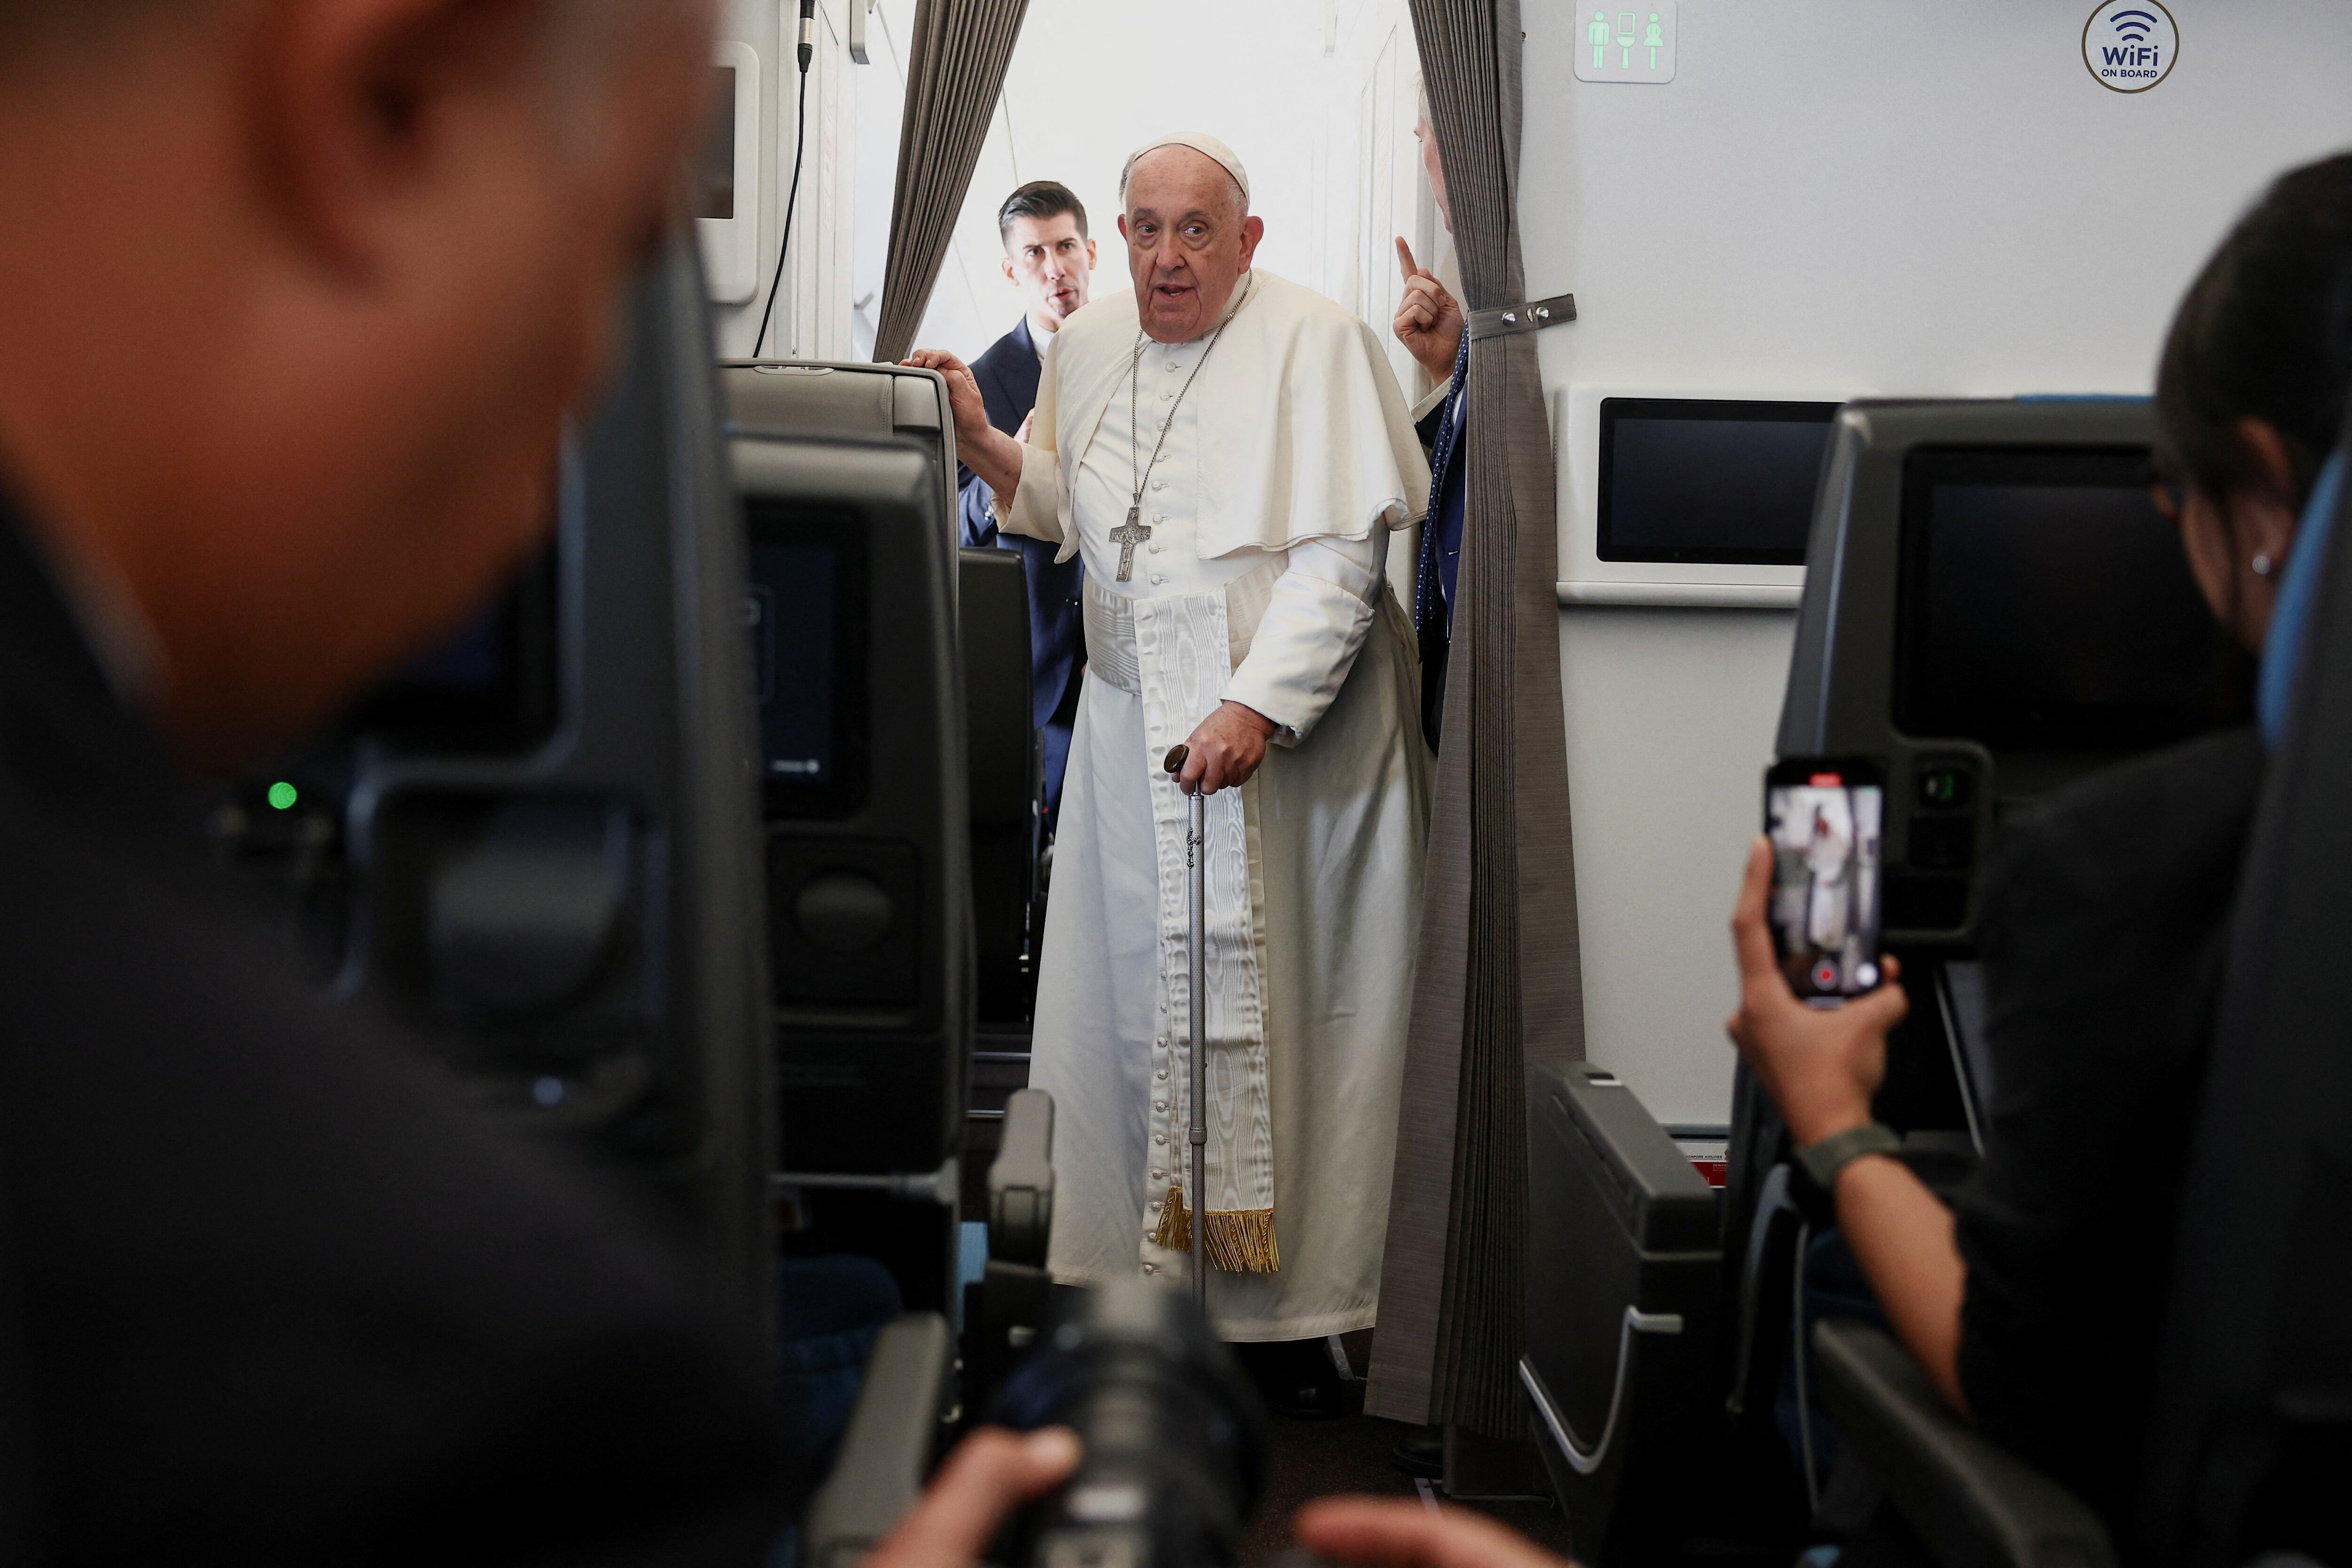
{"left": 1155, "top": 1134, "right": 1167, "bottom": 1146}
{"left": 1152, "top": 1169, "right": 1164, "bottom": 1180}
{"left": 1154, "top": 1101, "right": 1167, "bottom": 1112}
{"left": 1143, "top": 1263, "right": 1159, "bottom": 1274}
{"left": 1152, "top": 574, "right": 1167, "bottom": 585}
{"left": 1156, "top": 1070, "right": 1168, "bottom": 1081}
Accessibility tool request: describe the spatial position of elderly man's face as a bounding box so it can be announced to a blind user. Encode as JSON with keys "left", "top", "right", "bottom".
{"left": 1117, "top": 148, "right": 1264, "bottom": 344}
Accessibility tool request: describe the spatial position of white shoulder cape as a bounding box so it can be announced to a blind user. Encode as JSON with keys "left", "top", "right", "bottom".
{"left": 1019, "top": 269, "right": 1432, "bottom": 562}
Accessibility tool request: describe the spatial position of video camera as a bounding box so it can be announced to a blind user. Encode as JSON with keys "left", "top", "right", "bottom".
{"left": 806, "top": 1087, "right": 1272, "bottom": 1568}
{"left": 992, "top": 1281, "right": 1268, "bottom": 1568}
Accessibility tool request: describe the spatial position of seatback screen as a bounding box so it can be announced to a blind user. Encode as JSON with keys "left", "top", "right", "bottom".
{"left": 746, "top": 501, "right": 866, "bottom": 818}
{"left": 1597, "top": 398, "right": 1840, "bottom": 565}
{"left": 356, "top": 544, "right": 559, "bottom": 754}
{"left": 1895, "top": 447, "right": 2236, "bottom": 750}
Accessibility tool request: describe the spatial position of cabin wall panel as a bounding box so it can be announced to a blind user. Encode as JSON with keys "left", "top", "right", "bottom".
{"left": 712, "top": 0, "right": 858, "bottom": 360}
{"left": 1519, "top": 0, "right": 2352, "bottom": 1126}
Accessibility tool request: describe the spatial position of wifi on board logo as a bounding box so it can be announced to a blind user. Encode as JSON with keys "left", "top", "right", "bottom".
{"left": 2082, "top": 0, "right": 2179, "bottom": 93}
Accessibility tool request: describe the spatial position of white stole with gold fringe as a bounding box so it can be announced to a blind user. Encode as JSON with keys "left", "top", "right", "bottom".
{"left": 1111, "top": 563, "right": 1283, "bottom": 1272}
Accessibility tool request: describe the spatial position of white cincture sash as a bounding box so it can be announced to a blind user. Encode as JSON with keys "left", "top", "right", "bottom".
{"left": 1082, "top": 560, "right": 1283, "bottom": 1272}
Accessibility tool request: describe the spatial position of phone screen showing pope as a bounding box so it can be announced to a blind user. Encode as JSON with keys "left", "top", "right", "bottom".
{"left": 1764, "top": 759, "right": 1886, "bottom": 1003}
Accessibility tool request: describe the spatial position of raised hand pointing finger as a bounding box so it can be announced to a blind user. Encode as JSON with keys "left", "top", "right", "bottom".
{"left": 1391, "top": 236, "right": 1463, "bottom": 382}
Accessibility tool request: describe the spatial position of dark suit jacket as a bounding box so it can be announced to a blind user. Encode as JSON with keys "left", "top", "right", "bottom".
{"left": 1410, "top": 334, "right": 1470, "bottom": 750}
{"left": 957, "top": 317, "right": 1084, "bottom": 730}
{"left": 0, "top": 496, "right": 783, "bottom": 1563}
{"left": 1954, "top": 727, "right": 2265, "bottom": 1533}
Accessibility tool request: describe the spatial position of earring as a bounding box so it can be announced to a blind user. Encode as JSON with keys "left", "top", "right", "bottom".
{"left": 2253, "top": 552, "right": 2276, "bottom": 578}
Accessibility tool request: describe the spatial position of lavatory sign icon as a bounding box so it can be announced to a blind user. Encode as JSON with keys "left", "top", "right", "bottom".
{"left": 2082, "top": 0, "right": 2178, "bottom": 93}
{"left": 1576, "top": 1, "right": 1674, "bottom": 84}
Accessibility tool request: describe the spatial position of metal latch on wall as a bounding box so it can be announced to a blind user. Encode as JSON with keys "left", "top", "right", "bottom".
{"left": 1467, "top": 292, "right": 1578, "bottom": 342}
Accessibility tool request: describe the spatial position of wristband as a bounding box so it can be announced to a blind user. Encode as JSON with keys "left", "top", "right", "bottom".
{"left": 1797, "top": 1122, "right": 1903, "bottom": 1192}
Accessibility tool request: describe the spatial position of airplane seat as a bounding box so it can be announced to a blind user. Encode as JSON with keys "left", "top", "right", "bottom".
{"left": 723, "top": 358, "right": 976, "bottom": 1314}
{"left": 2132, "top": 437, "right": 2352, "bottom": 1568}
{"left": 1520, "top": 1062, "right": 1723, "bottom": 1564}
{"left": 217, "top": 266, "right": 1011, "bottom": 1546}
{"left": 1526, "top": 399, "right": 2254, "bottom": 1560}
{"left": 959, "top": 546, "right": 1042, "bottom": 1027}
{"left": 223, "top": 240, "right": 775, "bottom": 1358}
{"left": 802, "top": 1087, "right": 1061, "bottom": 1568}
{"left": 1796, "top": 437, "right": 2352, "bottom": 1568}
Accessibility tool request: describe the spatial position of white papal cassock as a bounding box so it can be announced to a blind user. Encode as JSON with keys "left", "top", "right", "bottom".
{"left": 993, "top": 267, "right": 1433, "bottom": 1340}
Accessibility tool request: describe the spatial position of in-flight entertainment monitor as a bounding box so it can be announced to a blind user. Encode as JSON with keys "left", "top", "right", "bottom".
{"left": 350, "top": 545, "right": 560, "bottom": 753}
{"left": 1894, "top": 446, "right": 2236, "bottom": 751}
{"left": 1597, "top": 397, "right": 1841, "bottom": 565}
{"left": 1775, "top": 398, "right": 2253, "bottom": 947}
{"left": 745, "top": 502, "right": 868, "bottom": 819}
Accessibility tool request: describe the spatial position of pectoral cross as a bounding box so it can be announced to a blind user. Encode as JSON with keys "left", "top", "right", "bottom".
{"left": 1111, "top": 507, "right": 1152, "bottom": 583}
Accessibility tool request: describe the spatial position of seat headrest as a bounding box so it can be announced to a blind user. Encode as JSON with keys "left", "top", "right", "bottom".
{"left": 2258, "top": 448, "right": 2350, "bottom": 750}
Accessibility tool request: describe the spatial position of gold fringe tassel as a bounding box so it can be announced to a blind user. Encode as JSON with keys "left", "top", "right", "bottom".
{"left": 1150, "top": 1187, "right": 1282, "bottom": 1274}
{"left": 1152, "top": 1185, "right": 1192, "bottom": 1253}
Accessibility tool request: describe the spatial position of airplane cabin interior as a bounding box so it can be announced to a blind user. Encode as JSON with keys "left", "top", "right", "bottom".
{"left": 8, "top": 2, "right": 2352, "bottom": 1568}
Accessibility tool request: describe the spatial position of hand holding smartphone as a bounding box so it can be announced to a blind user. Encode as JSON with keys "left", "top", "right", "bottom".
{"left": 1763, "top": 759, "right": 1885, "bottom": 1004}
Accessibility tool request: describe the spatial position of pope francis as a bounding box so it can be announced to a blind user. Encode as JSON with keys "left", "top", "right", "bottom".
{"left": 906, "top": 133, "right": 1432, "bottom": 1344}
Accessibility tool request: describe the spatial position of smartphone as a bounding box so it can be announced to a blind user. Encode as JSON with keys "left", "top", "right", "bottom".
{"left": 1763, "top": 759, "right": 1885, "bottom": 1003}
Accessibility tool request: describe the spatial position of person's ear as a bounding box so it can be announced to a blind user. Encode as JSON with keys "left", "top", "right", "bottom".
{"left": 2239, "top": 417, "right": 2299, "bottom": 505}
{"left": 2235, "top": 416, "right": 2304, "bottom": 570}
{"left": 1117, "top": 214, "right": 1131, "bottom": 244}
{"left": 1085, "top": 238, "right": 1098, "bottom": 270}
{"left": 1238, "top": 215, "right": 1265, "bottom": 267}
{"left": 254, "top": 0, "right": 550, "bottom": 275}
{"left": 1001, "top": 252, "right": 1017, "bottom": 286}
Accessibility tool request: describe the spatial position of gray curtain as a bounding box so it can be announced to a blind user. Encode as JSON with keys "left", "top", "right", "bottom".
{"left": 1365, "top": 0, "right": 1585, "bottom": 1438}
{"left": 870, "top": 0, "right": 1030, "bottom": 365}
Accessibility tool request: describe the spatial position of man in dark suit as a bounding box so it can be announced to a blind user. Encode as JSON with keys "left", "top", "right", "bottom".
{"left": 0, "top": 1, "right": 1076, "bottom": 1559}
{"left": 958, "top": 181, "right": 1097, "bottom": 824}
{"left": 1392, "top": 88, "right": 1470, "bottom": 753}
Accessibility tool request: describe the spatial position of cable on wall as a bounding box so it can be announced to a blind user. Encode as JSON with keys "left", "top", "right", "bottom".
{"left": 752, "top": 0, "right": 818, "bottom": 359}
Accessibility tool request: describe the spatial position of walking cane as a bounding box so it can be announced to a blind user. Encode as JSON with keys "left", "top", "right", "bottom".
{"left": 1163, "top": 743, "right": 1209, "bottom": 1310}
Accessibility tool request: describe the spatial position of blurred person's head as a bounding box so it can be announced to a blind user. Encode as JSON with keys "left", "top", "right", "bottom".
{"left": 998, "top": 181, "right": 1095, "bottom": 336}
{"left": 1118, "top": 136, "right": 1262, "bottom": 345}
{"left": 0, "top": 0, "right": 718, "bottom": 769}
{"left": 2154, "top": 151, "right": 2352, "bottom": 648}
{"left": 1413, "top": 77, "right": 1450, "bottom": 233}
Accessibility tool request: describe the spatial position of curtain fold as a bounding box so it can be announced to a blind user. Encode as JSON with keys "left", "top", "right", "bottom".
{"left": 870, "top": 0, "right": 1031, "bottom": 366}
{"left": 1366, "top": 0, "right": 1585, "bottom": 1439}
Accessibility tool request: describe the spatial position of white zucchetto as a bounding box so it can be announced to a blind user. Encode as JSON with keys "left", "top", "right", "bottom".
{"left": 1118, "top": 133, "right": 1251, "bottom": 209}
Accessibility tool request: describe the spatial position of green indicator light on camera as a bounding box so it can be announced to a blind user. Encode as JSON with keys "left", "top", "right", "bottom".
{"left": 267, "top": 781, "right": 299, "bottom": 812}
